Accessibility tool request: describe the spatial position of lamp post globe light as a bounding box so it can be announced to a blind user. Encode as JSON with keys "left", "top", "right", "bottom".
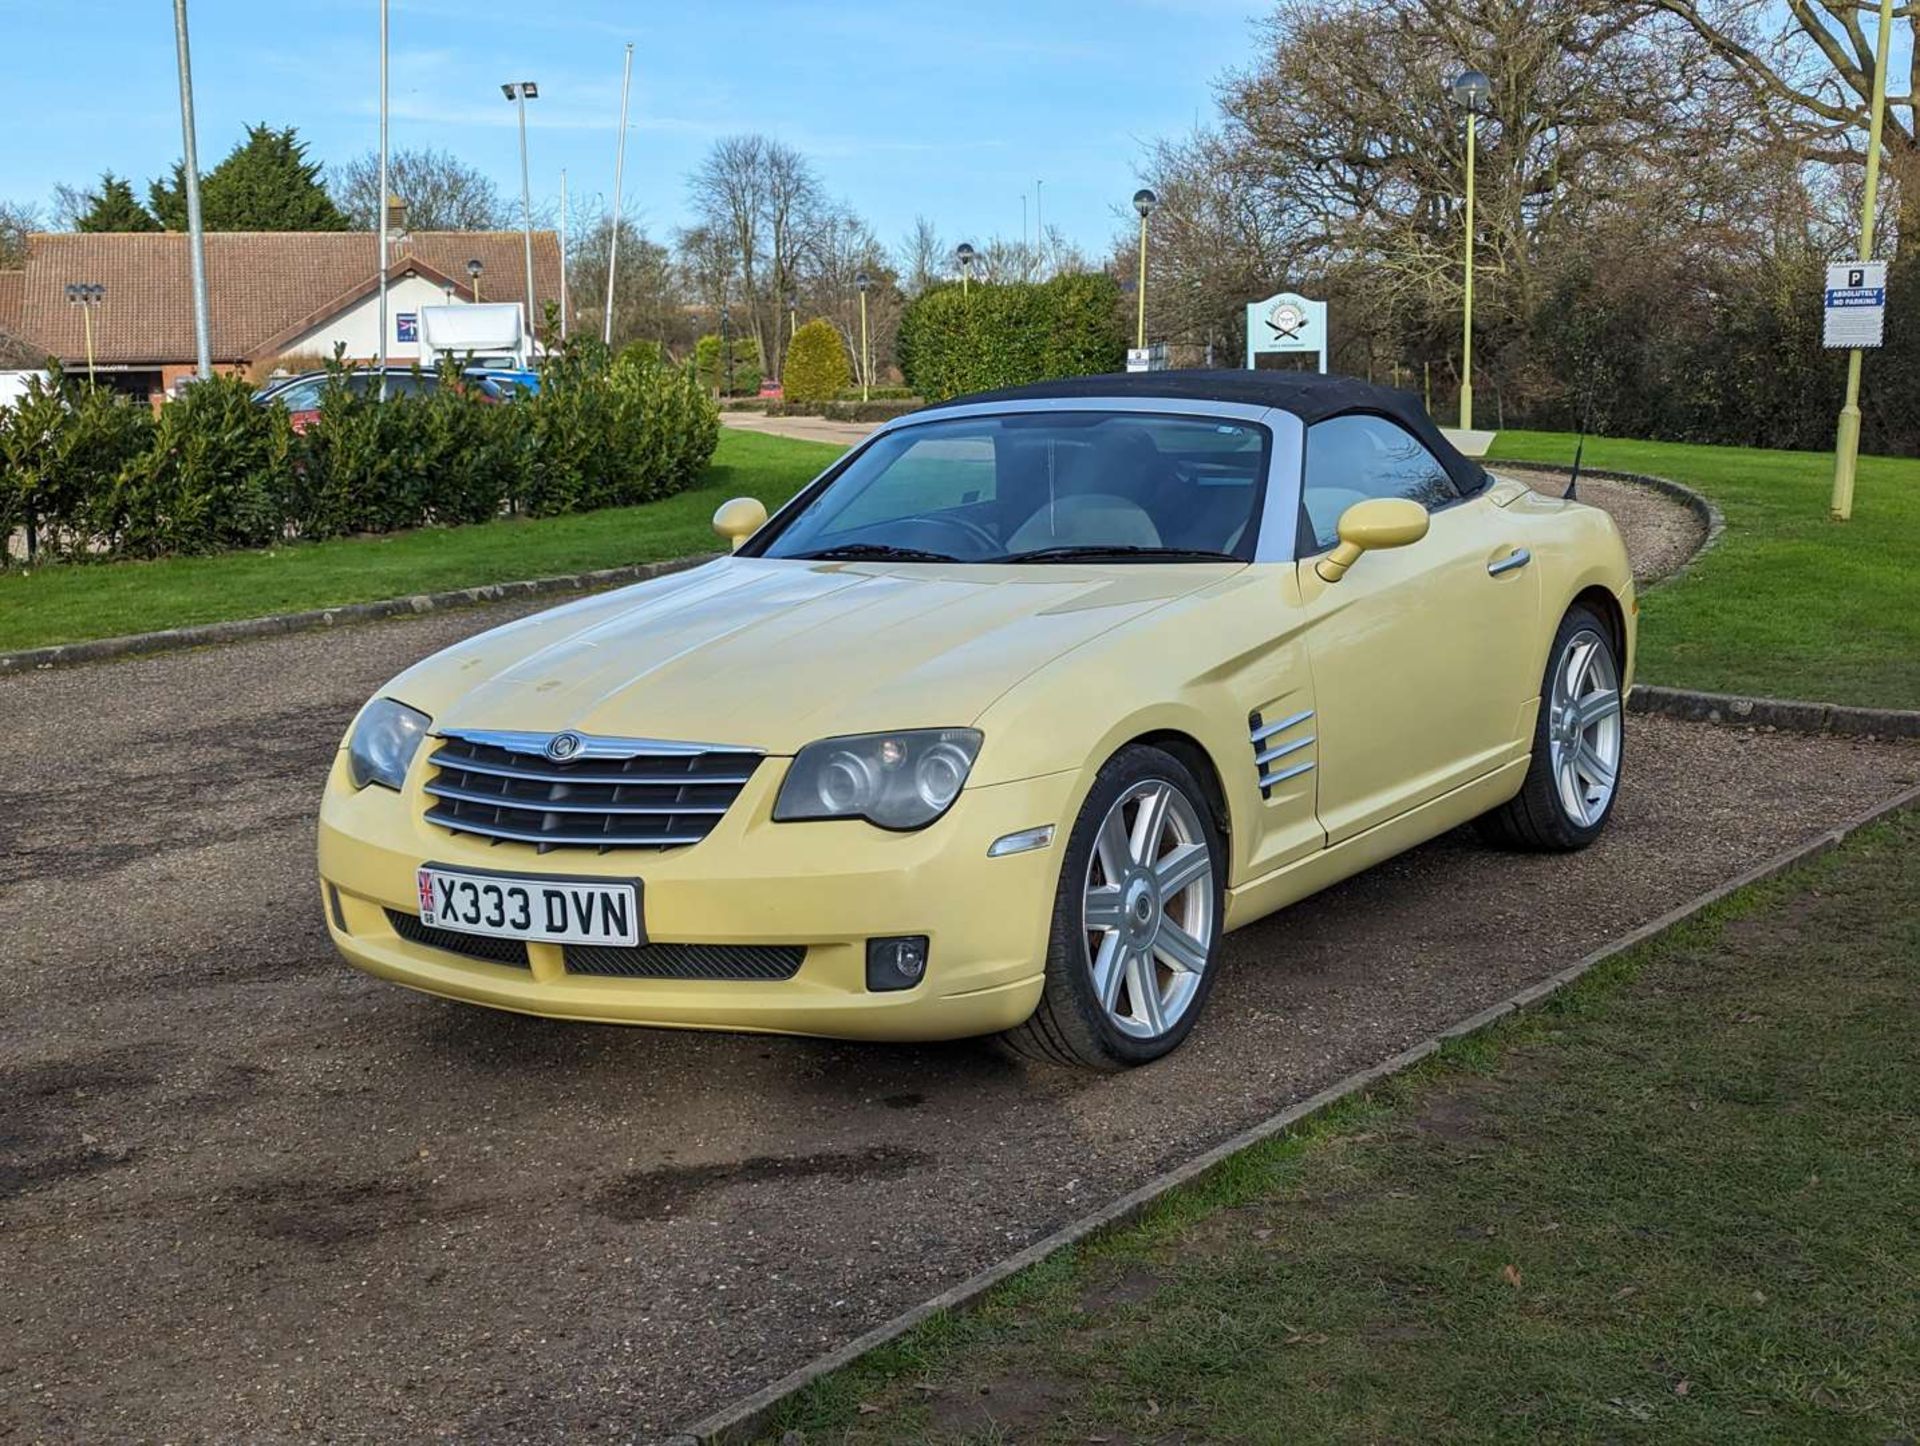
{"left": 1448, "top": 68, "right": 1489, "bottom": 432}
{"left": 855, "top": 269, "right": 872, "bottom": 403}
{"left": 502, "top": 80, "right": 539, "bottom": 355}
{"left": 1132, "top": 188, "right": 1158, "bottom": 351}
{"left": 466, "top": 257, "right": 483, "bottom": 301}
{"left": 65, "top": 282, "right": 105, "bottom": 384}
{"left": 955, "top": 241, "right": 976, "bottom": 297}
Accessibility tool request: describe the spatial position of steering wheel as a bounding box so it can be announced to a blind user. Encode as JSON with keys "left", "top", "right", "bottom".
{"left": 887, "top": 513, "right": 1000, "bottom": 556}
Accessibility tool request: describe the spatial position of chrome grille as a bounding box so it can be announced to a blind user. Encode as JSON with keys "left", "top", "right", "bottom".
{"left": 424, "top": 729, "right": 762, "bottom": 852}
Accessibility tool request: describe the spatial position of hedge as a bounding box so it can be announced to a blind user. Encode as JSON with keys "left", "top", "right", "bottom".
{"left": 0, "top": 344, "right": 718, "bottom": 566}
{"left": 896, "top": 271, "right": 1127, "bottom": 402}
{"left": 767, "top": 399, "right": 924, "bottom": 423}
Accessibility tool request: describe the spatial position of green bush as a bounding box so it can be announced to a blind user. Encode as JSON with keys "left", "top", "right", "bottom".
{"left": 0, "top": 366, "right": 156, "bottom": 562}
{"left": 768, "top": 399, "right": 924, "bottom": 423}
{"left": 782, "top": 318, "right": 851, "bottom": 404}
{"left": 695, "top": 331, "right": 762, "bottom": 396}
{"left": 0, "top": 343, "right": 719, "bottom": 564}
{"left": 108, "top": 373, "right": 291, "bottom": 555}
{"left": 896, "top": 272, "right": 1127, "bottom": 402}
{"left": 834, "top": 385, "right": 916, "bottom": 402}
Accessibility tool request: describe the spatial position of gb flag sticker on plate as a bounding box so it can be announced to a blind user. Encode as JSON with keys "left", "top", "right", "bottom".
{"left": 416, "top": 866, "right": 642, "bottom": 946}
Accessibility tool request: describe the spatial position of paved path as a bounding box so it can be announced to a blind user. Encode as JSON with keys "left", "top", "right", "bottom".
{"left": 5, "top": 534, "right": 1912, "bottom": 1441}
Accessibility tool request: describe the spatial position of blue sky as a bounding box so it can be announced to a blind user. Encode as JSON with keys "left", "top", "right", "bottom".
{"left": 2, "top": 0, "right": 1260, "bottom": 255}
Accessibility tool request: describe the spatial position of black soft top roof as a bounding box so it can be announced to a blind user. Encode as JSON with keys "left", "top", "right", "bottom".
{"left": 918, "top": 369, "right": 1486, "bottom": 496}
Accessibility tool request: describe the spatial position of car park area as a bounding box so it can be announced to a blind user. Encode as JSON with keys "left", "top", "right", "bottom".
{"left": 3, "top": 593, "right": 1915, "bottom": 1440}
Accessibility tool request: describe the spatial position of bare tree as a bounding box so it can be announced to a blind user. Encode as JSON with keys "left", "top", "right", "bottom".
{"left": 897, "top": 215, "right": 947, "bottom": 294}
{"left": 801, "top": 205, "right": 901, "bottom": 387}
{"left": 674, "top": 223, "right": 737, "bottom": 317}
{"left": 570, "top": 214, "right": 696, "bottom": 356}
{"left": 0, "top": 199, "right": 39, "bottom": 266}
{"left": 331, "top": 146, "right": 507, "bottom": 231}
{"left": 1645, "top": 0, "right": 1915, "bottom": 233}
{"left": 687, "top": 135, "right": 825, "bottom": 382}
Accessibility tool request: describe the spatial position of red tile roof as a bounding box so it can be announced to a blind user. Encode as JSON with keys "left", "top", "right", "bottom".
{"left": 4, "top": 230, "right": 561, "bottom": 366}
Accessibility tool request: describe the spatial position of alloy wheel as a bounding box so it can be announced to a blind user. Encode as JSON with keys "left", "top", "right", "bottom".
{"left": 1081, "top": 780, "right": 1215, "bottom": 1039}
{"left": 1547, "top": 627, "right": 1623, "bottom": 828}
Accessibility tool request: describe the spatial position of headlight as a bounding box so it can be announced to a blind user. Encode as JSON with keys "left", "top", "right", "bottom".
{"left": 347, "top": 697, "right": 431, "bottom": 791}
{"left": 774, "top": 729, "right": 983, "bottom": 830}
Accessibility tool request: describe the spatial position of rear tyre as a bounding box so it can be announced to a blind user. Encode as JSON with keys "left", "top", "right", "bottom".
{"left": 1001, "top": 745, "right": 1225, "bottom": 1070}
{"left": 1476, "top": 603, "right": 1624, "bottom": 851}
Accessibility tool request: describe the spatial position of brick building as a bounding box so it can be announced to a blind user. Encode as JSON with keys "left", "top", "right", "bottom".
{"left": 0, "top": 229, "right": 561, "bottom": 403}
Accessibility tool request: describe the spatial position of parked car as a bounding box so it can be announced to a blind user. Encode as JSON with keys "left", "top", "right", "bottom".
{"left": 464, "top": 366, "right": 540, "bottom": 398}
{"left": 319, "top": 370, "right": 1634, "bottom": 1068}
{"left": 255, "top": 367, "right": 507, "bottom": 432}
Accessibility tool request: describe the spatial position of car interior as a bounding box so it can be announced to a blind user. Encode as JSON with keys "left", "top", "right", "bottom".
{"left": 765, "top": 415, "right": 1270, "bottom": 561}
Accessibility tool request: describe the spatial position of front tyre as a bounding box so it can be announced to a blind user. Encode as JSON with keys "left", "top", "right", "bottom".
{"left": 1002, "top": 745, "right": 1224, "bottom": 1070}
{"left": 1477, "top": 603, "right": 1625, "bottom": 851}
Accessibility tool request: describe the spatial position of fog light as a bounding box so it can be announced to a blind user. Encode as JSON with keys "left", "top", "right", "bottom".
{"left": 866, "top": 935, "right": 928, "bottom": 992}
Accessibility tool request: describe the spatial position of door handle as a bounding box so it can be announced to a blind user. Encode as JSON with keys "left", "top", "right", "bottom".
{"left": 1487, "top": 547, "right": 1531, "bottom": 577}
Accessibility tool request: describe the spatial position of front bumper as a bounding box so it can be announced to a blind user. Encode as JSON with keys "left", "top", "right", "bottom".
{"left": 317, "top": 748, "right": 1072, "bottom": 1041}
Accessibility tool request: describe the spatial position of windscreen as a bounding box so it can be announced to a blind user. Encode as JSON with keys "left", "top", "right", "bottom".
{"left": 757, "top": 412, "right": 1270, "bottom": 564}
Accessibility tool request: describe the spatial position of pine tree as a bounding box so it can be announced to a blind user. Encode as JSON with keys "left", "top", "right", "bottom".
{"left": 76, "top": 173, "right": 160, "bottom": 232}
{"left": 149, "top": 124, "right": 347, "bottom": 232}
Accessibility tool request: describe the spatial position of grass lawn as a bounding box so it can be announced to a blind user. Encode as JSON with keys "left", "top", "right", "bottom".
{"left": 763, "top": 806, "right": 1920, "bottom": 1444}
{"left": 0, "top": 429, "right": 844, "bottom": 653}
{"left": 1488, "top": 431, "right": 1920, "bottom": 710}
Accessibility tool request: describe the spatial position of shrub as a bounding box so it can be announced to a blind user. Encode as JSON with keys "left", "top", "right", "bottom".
{"left": 0, "top": 344, "right": 721, "bottom": 565}
{"left": 109, "top": 372, "right": 291, "bottom": 555}
{"left": 694, "top": 331, "right": 762, "bottom": 396}
{"left": 0, "top": 366, "right": 155, "bottom": 561}
{"left": 896, "top": 272, "right": 1126, "bottom": 402}
{"left": 518, "top": 340, "right": 718, "bottom": 517}
{"left": 769, "top": 399, "right": 923, "bottom": 423}
{"left": 782, "top": 318, "right": 851, "bottom": 404}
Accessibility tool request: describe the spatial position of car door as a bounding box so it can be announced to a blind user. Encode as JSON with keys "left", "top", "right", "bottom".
{"left": 1294, "top": 413, "right": 1540, "bottom": 845}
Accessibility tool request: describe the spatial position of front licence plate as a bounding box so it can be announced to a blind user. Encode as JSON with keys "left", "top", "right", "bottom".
{"left": 415, "top": 866, "right": 642, "bottom": 946}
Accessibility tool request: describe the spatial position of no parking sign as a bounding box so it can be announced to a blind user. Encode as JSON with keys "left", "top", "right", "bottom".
{"left": 1823, "top": 262, "right": 1886, "bottom": 348}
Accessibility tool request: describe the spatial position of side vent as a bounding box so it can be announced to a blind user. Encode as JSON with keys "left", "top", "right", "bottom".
{"left": 1247, "top": 707, "right": 1315, "bottom": 799}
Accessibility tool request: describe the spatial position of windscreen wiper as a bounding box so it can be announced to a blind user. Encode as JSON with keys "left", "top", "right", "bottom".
{"left": 791, "top": 543, "right": 964, "bottom": 563}
{"left": 997, "top": 544, "right": 1240, "bottom": 564}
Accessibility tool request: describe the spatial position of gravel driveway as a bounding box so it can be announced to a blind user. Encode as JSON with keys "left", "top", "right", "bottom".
{"left": 3, "top": 502, "right": 1911, "bottom": 1442}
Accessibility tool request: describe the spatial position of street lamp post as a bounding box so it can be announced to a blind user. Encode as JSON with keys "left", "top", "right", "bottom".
{"left": 1448, "top": 69, "right": 1490, "bottom": 431}
{"left": 1828, "top": 0, "right": 1898, "bottom": 521}
{"left": 501, "top": 81, "right": 539, "bottom": 351}
{"left": 65, "top": 283, "right": 105, "bottom": 384}
{"left": 1132, "top": 189, "right": 1158, "bottom": 350}
{"left": 467, "top": 257, "right": 483, "bottom": 302}
{"left": 855, "top": 270, "right": 872, "bottom": 403}
{"left": 955, "top": 242, "right": 975, "bottom": 297}
{"left": 720, "top": 304, "right": 733, "bottom": 396}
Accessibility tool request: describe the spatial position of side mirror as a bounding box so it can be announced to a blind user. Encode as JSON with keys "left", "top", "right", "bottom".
{"left": 1313, "top": 498, "right": 1430, "bottom": 583}
{"left": 711, "top": 496, "right": 768, "bottom": 552}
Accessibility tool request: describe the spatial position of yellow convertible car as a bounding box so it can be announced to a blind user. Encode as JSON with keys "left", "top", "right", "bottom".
{"left": 319, "top": 371, "right": 1633, "bottom": 1068}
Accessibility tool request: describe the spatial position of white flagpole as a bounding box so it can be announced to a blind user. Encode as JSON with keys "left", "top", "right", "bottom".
{"left": 604, "top": 42, "right": 633, "bottom": 347}
{"left": 376, "top": 0, "right": 389, "bottom": 397}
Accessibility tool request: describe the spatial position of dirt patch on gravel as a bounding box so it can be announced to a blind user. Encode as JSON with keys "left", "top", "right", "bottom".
{"left": 2, "top": 594, "right": 1915, "bottom": 1441}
